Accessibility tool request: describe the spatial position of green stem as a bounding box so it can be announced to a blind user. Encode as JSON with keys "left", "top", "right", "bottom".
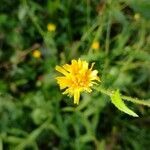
{"left": 94, "top": 86, "right": 150, "bottom": 107}
{"left": 23, "top": 0, "right": 45, "bottom": 36}
{"left": 15, "top": 120, "right": 50, "bottom": 150}
{"left": 105, "top": 12, "right": 111, "bottom": 54}
{"left": 0, "top": 138, "right": 2, "bottom": 150}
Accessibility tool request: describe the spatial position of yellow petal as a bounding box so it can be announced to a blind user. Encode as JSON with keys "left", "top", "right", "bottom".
{"left": 55, "top": 77, "right": 70, "bottom": 89}
{"left": 63, "top": 88, "right": 70, "bottom": 95}
{"left": 82, "top": 60, "right": 88, "bottom": 70}
{"left": 78, "top": 59, "right": 82, "bottom": 66}
{"left": 90, "top": 70, "right": 100, "bottom": 81}
{"left": 90, "top": 63, "right": 95, "bottom": 70}
{"left": 55, "top": 66, "right": 69, "bottom": 76}
{"left": 74, "top": 90, "right": 80, "bottom": 104}
{"left": 85, "top": 87, "right": 92, "bottom": 93}
{"left": 71, "top": 59, "right": 78, "bottom": 65}
{"left": 63, "top": 88, "right": 74, "bottom": 97}
{"left": 63, "top": 64, "right": 71, "bottom": 72}
{"left": 71, "top": 59, "right": 78, "bottom": 72}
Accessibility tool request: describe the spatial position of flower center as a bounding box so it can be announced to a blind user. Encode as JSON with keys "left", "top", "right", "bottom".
{"left": 72, "top": 74, "right": 89, "bottom": 88}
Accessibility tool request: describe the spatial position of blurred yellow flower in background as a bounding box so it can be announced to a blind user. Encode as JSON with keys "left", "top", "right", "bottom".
{"left": 134, "top": 13, "right": 140, "bottom": 21}
{"left": 32, "top": 50, "right": 41, "bottom": 58}
{"left": 55, "top": 59, "right": 100, "bottom": 104}
{"left": 47, "top": 23, "right": 56, "bottom": 32}
{"left": 91, "top": 41, "right": 100, "bottom": 51}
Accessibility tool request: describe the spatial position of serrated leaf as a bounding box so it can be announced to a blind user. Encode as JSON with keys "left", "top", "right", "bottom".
{"left": 111, "top": 90, "right": 138, "bottom": 117}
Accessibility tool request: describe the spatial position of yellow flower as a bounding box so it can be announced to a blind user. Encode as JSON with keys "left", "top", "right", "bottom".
{"left": 134, "top": 13, "right": 140, "bottom": 21}
{"left": 55, "top": 59, "right": 100, "bottom": 104}
{"left": 91, "top": 41, "right": 100, "bottom": 51}
{"left": 47, "top": 23, "right": 56, "bottom": 32}
{"left": 32, "top": 50, "right": 41, "bottom": 58}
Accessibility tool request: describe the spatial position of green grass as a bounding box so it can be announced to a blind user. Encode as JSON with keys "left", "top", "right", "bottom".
{"left": 0, "top": 0, "right": 150, "bottom": 149}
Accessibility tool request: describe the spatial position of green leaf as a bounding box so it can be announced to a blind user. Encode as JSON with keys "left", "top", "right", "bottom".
{"left": 111, "top": 90, "right": 138, "bottom": 117}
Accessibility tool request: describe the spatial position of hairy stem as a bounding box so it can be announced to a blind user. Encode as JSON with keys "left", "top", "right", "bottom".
{"left": 94, "top": 86, "right": 150, "bottom": 107}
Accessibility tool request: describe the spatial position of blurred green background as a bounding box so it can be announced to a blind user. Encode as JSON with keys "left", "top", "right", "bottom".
{"left": 0, "top": 0, "right": 150, "bottom": 149}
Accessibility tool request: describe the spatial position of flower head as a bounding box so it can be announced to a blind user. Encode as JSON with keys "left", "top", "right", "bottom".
{"left": 47, "top": 23, "right": 56, "bottom": 32}
{"left": 91, "top": 41, "right": 100, "bottom": 50}
{"left": 32, "top": 50, "right": 41, "bottom": 58}
{"left": 55, "top": 59, "right": 100, "bottom": 104}
{"left": 134, "top": 13, "right": 140, "bottom": 21}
